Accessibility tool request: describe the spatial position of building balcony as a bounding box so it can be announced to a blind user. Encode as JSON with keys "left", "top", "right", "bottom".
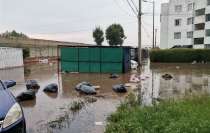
{"left": 194, "top": 30, "right": 205, "bottom": 38}
{"left": 194, "top": 15, "right": 205, "bottom": 24}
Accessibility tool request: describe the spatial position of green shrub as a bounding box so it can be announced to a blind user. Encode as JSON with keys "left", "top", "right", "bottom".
{"left": 105, "top": 96, "right": 210, "bottom": 133}
{"left": 23, "top": 48, "right": 30, "bottom": 59}
{"left": 150, "top": 49, "right": 210, "bottom": 63}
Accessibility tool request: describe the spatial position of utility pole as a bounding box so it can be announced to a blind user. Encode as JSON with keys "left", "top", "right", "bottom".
{"left": 138, "top": 0, "right": 142, "bottom": 65}
{"left": 155, "top": 28, "right": 157, "bottom": 48}
{"left": 152, "top": 0, "right": 155, "bottom": 49}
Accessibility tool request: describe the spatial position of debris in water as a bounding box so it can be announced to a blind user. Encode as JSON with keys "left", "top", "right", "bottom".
{"left": 130, "top": 74, "right": 140, "bottom": 83}
{"left": 75, "top": 82, "right": 92, "bottom": 91}
{"left": 16, "top": 90, "right": 36, "bottom": 102}
{"left": 43, "top": 83, "right": 58, "bottom": 93}
{"left": 75, "top": 82, "right": 97, "bottom": 95}
{"left": 162, "top": 74, "right": 173, "bottom": 80}
{"left": 26, "top": 80, "right": 40, "bottom": 90}
{"left": 109, "top": 73, "right": 119, "bottom": 79}
{"left": 112, "top": 84, "right": 127, "bottom": 93}
{"left": 131, "top": 60, "right": 138, "bottom": 69}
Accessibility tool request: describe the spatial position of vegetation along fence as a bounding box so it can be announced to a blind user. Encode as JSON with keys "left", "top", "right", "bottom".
{"left": 150, "top": 49, "right": 210, "bottom": 63}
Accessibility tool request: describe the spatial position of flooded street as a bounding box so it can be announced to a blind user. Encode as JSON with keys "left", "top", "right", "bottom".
{"left": 1, "top": 60, "right": 210, "bottom": 133}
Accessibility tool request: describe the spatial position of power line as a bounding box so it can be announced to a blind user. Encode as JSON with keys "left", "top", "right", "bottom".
{"left": 125, "top": 0, "right": 138, "bottom": 16}
{"left": 113, "top": 0, "right": 136, "bottom": 17}
{"left": 130, "top": 0, "right": 139, "bottom": 12}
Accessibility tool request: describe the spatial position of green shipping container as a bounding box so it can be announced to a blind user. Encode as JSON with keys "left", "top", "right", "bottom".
{"left": 79, "top": 62, "right": 90, "bottom": 73}
{"left": 61, "top": 48, "right": 78, "bottom": 61}
{"left": 90, "top": 48, "right": 101, "bottom": 62}
{"left": 79, "top": 48, "right": 89, "bottom": 61}
{"left": 90, "top": 62, "right": 100, "bottom": 73}
{"left": 61, "top": 61, "right": 78, "bottom": 72}
{"left": 101, "top": 62, "right": 122, "bottom": 73}
{"left": 60, "top": 46, "right": 130, "bottom": 73}
{"left": 101, "top": 48, "right": 123, "bottom": 62}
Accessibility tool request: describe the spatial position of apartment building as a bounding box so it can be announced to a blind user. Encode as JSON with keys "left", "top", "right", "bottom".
{"left": 160, "top": 0, "right": 210, "bottom": 49}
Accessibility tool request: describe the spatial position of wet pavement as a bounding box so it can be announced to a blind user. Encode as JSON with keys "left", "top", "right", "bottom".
{"left": 1, "top": 60, "right": 210, "bottom": 133}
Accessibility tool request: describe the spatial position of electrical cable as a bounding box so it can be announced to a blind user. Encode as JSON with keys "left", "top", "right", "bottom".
{"left": 125, "top": 0, "right": 138, "bottom": 16}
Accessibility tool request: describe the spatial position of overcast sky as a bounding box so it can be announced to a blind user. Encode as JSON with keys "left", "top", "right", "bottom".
{"left": 0, "top": 0, "right": 168, "bottom": 47}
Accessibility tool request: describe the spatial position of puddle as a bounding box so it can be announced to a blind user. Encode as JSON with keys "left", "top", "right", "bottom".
{"left": 0, "top": 60, "right": 210, "bottom": 132}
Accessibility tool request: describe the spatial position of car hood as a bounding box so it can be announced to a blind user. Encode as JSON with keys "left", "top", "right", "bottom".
{"left": 0, "top": 89, "right": 16, "bottom": 120}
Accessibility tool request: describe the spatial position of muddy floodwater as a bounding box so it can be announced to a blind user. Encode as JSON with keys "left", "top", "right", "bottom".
{"left": 1, "top": 60, "right": 210, "bottom": 133}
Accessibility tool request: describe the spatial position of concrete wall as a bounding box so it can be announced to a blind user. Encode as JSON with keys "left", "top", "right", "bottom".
{"left": 0, "top": 37, "right": 92, "bottom": 58}
{"left": 29, "top": 47, "right": 58, "bottom": 58}
{"left": 0, "top": 47, "right": 23, "bottom": 69}
{"left": 0, "top": 37, "right": 91, "bottom": 48}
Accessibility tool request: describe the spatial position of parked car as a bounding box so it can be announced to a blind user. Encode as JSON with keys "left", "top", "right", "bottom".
{"left": 0, "top": 80, "right": 26, "bottom": 133}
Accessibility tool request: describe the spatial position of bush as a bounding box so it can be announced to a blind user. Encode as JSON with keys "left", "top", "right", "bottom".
{"left": 23, "top": 48, "right": 30, "bottom": 59}
{"left": 150, "top": 49, "right": 210, "bottom": 63}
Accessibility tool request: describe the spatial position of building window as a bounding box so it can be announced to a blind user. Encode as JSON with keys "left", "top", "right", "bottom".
{"left": 175, "top": 5, "right": 182, "bottom": 12}
{"left": 206, "top": 29, "right": 210, "bottom": 36}
{"left": 207, "top": 0, "right": 210, "bottom": 5}
{"left": 187, "top": 3, "right": 194, "bottom": 11}
{"left": 187, "top": 17, "right": 194, "bottom": 25}
{"left": 175, "top": 19, "right": 181, "bottom": 26}
{"left": 205, "top": 44, "right": 210, "bottom": 48}
{"left": 174, "top": 32, "right": 181, "bottom": 39}
{"left": 195, "top": 8, "right": 205, "bottom": 16}
{"left": 194, "top": 38, "right": 204, "bottom": 44}
{"left": 187, "top": 31, "right": 193, "bottom": 38}
{"left": 206, "top": 14, "right": 210, "bottom": 22}
{"left": 195, "top": 23, "right": 205, "bottom": 30}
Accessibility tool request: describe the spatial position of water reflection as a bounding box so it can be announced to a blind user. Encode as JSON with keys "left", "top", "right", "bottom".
{"left": 142, "top": 62, "right": 210, "bottom": 106}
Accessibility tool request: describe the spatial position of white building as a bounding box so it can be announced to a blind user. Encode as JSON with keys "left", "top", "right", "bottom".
{"left": 0, "top": 47, "right": 23, "bottom": 69}
{"left": 160, "top": 0, "right": 210, "bottom": 49}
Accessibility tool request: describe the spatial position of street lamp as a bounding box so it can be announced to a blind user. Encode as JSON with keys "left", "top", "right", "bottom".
{"left": 143, "top": 0, "right": 155, "bottom": 49}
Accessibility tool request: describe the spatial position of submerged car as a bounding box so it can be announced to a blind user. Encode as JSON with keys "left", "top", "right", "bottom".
{"left": 0, "top": 80, "right": 26, "bottom": 133}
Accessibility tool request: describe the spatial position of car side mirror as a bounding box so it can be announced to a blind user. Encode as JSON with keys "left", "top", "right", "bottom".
{"left": 3, "top": 80, "right": 16, "bottom": 88}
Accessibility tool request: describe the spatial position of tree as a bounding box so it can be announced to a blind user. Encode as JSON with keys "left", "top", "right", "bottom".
{"left": 93, "top": 27, "right": 104, "bottom": 46}
{"left": 0, "top": 30, "right": 28, "bottom": 39}
{"left": 105, "top": 24, "right": 126, "bottom": 46}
